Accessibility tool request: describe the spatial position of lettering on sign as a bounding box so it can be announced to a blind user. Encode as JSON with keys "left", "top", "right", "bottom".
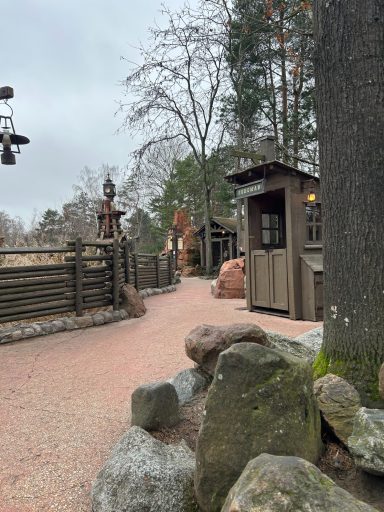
{"left": 235, "top": 179, "right": 265, "bottom": 199}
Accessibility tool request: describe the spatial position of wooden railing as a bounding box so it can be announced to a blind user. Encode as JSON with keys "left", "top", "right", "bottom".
{"left": 0, "top": 238, "right": 173, "bottom": 324}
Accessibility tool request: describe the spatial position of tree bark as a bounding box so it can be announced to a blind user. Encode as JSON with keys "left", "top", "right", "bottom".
{"left": 313, "top": 0, "right": 384, "bottom": 404}
{"left": 202, "top": 160, "right": 213, "bottom": 275}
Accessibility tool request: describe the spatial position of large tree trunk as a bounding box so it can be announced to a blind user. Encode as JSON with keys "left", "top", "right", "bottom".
{"left": 313, "top": 0, "right": 384, "bottom": 405}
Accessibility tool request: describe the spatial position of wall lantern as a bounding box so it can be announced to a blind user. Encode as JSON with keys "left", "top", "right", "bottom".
{"left": 302, "top": 178, "right": 316, "bottom": 204}
{"left": 307, "top": 190, "right": 316, "bottom": 203}
{"left": 0, "top": 86, "right": 30, "bottom": 166}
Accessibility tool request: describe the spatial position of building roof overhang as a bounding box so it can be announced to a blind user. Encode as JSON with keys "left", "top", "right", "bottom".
{"left": 225, "top": 160, "right": 320, "bottom": 186}
{"left": 194, "top": 217, "right": 238, "bottom": 237}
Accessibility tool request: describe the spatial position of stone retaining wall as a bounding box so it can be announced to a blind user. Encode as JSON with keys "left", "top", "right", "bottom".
{"left": 0, "top": 285, "right": 176, "bottom": 345}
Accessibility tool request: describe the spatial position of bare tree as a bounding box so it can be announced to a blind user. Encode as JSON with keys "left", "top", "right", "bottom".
{"left": 119, "top": 2, "right": 227, "bottom": 273}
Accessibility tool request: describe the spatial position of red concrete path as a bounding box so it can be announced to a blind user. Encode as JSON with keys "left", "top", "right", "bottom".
{"left": 0, "top": 278, "right": 321, "bottom": 512}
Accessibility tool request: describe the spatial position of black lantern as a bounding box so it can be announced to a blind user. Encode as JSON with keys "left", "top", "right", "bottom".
{"left": 103, "top": 174, "right": 116, "bottom": 199}
{"left": 0, "top": 86, "right": 30, "bottom": 166}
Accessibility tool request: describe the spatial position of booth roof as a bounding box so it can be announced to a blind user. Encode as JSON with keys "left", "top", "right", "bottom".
{"left": 225, "top": 160, "right": 320, "bottom": 186}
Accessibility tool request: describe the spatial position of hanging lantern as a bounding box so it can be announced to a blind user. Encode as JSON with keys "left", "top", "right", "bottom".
{"left": 307, "top": 190, "right": 316, "bottom": 203}
{"left": 0, "top": 86, "right": 30, "bottom": 166}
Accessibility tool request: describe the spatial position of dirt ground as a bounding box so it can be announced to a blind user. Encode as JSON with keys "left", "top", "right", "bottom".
{"left": 152, "top": 390, "right": 384, "bottom": 511}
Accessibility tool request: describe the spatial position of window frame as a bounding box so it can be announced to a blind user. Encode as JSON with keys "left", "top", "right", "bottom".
{"left": 305, "top": 202, "right": 322, "bottom": 245}
{"left": 261, "top": 212, "right": 282, "bottom": 247}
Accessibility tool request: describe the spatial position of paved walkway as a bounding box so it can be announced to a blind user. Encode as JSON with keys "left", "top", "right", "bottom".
{"left": 0, "top": 278, "right": 321, "bottom": 511}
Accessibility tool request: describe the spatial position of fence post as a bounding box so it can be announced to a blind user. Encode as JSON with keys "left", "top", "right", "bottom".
{"left": 112, "top": 239, "right": 120, "bottom": 311}
{"left": 168, "top": 253, "right": 173, "bottom": 286}
{"left": 156, "top": 255, "right": 160, "bottom": 288}
{"left": 124, "top": 241, "right": 130, "bottom": 284}
{"left": 75, "top": 236, "right": 83, "bottom": 317}
{"left": 134, "top": 253, "right": 139, "bottom": 290}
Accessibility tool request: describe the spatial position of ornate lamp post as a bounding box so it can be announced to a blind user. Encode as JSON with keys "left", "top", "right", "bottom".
{"left": 97, "top": 173, "right": 126, "bottom": 240}
{"left": 0, "top": 87, "right": 30, "bottom": 165}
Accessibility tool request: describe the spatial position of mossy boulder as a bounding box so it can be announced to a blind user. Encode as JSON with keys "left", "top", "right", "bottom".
{"left": 131, "top": 382, "right": 179, "bottom": 430}
{"left": 194, "top": 343, "right": 323, "bottom": 512}
{"left": 222, "top": 454, "right": 378, "bottom": 512}
{"left": 348, "top": 408, "right": 384, "bottom": 476}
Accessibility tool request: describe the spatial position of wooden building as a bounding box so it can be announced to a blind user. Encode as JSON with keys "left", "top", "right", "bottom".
{"left": 195, "top": 217, "right": 239, "bottom": 269}
{"left": 225, "top": 156, "right": 323, "bottom": 321}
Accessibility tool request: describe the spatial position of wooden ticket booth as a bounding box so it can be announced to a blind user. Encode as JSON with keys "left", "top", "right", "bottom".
{"left": 225, "top": 159, "right": 322, "bottom": 321}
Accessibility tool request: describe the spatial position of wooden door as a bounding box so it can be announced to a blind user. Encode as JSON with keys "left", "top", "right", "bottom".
{"left": 269, "top": 249, "right": 289, "bottom": 310}
{"left": 251, "top": 249, "right": 288, "bottom": 311}
{"left": 251, "top": 250, "right": 270, "bottom": 308}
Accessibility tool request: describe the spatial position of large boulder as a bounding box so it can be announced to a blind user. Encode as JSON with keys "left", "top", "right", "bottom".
{"left": 379, "top": 363, "right": 384, "bottom": 400}
{"left": 267, "top": 331, "right": 318, "bottom": 363}
{"left": 120, "top": 284, "right": 146, "bottom": 318}
{"left": 214, "top": 258, "right": 245, "bottom": 299}
{"left": 348, "top": 407, "right": 384, "bottom": 476}
{"left": 185, "top": 323, "right": 271, "bottom": 376}
{"left": 222, "top": 454, "right": 378, "bottom": 512}
{"left": 314, "top": 374, "right": 362, "bottom": 444}
{"left": 92, "top": 426, "right": 197, "bottom": 512}
{"left": 131, "top": 382, "right": 179, "bottom": 430}
{"left": 194, "top": 343, "right": 322, "bottom": 512}
{"left": 168, "top": 368, "right": 210, "bottom": 405}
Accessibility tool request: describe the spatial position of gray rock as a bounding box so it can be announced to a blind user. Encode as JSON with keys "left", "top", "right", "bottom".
{"left": 169, "top": 368, "right": 210, "bottom": 405}
{"left": 295, "top": 326, "right": 323, "bottom": 353}
{"left": 62, "top": 317, "right": 78, "bottom": 330}
{"left": 222, "top": 454, "right": 378, "bottom": 512}
{"left": 119, "top": 309, "right": 129, "bottom": 320}
{"left": 194, "top": 343, "right": 322, "bottom": 512}
{"left": 267, "top": 330, "right": 318, "bottom": 363}
{"left": 348, "top": 407, "right": 384, "bottom": 476}
{"left": 314, "top": 374, "right": 362, "bottom": 444}
{"left": 185, "top": 323, "right": 271, "bottom": 376}
{"left": 101, "top": 311, "right": 114, "bottom": 323}
{"left": 0, "top": 330, "right": 16, "bottom": 344}
{"left": 11, "top": 330, "right": 23, "bottom": 342}
{"left": 74, "top": 316, "right": 93, "bottom": 329}
{"left": 92, "top": 313, "right": 105, "bottom": 326}
{"left": 51, "top": 320, "right": 66, "bottom": 332}
{"left": 22, "top": 327, "right": 35, "bottom": 338}
{"left": 30, "top": 323, "right": 43, "bottom": 336}
{"left": 211, "top": 278, "right": 217, "bottom": 295}
{"left": 131, "top": 381, "right": 180, "bottom": 430}
{"left": 40, "top": 322, "right": 54, "bottom": 334}
{"left": 92, "top": 426, "right": 197, "bottom": 512}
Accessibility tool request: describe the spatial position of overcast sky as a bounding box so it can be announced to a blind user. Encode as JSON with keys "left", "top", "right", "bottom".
{"left": 1, "top": 0, "right": 191, "bottom": 224}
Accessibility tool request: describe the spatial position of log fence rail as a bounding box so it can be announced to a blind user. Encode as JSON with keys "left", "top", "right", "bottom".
{"left": 0, "top": 237, "right": 173, "bottom": 324}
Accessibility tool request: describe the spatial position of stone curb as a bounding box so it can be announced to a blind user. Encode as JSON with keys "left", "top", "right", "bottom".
{"left": 0, "top": 285, "right": 177, "bottom": 345}
{"left": 138, "top": 284, "right": 176, "bottom": 299}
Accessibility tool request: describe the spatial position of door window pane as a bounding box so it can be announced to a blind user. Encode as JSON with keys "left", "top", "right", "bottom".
{"left": 262, "top": 214, "right": 270, "bottom": 228}
{"left": 262, "top": 231, "right": 270, "bottom": 244}
{"left": 262, "top": 213, "right": 280, "bottom": 246}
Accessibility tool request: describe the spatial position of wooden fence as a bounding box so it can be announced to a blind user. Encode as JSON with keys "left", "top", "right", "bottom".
{"left": 0, "top": 238, "right": 173, "bottom": 324}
